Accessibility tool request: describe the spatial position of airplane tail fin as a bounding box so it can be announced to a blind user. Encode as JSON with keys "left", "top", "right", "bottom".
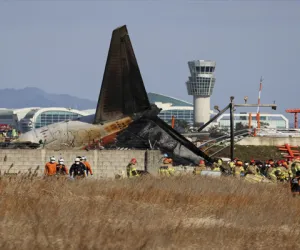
{"left": 94, "top": 25, "right": 151, "bottom": 124}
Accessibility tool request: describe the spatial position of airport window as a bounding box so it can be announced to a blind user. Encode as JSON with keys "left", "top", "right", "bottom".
{"left": 0, "top": 115, "right": 14, "bottom": 119}
{"left": 260, "top": 116, "right": 266, "bottom": 121}
{"left": 34, "top": 111, "right": 83, "bottom": 129}
{"left": 24, "top": 110, "right": 39, "bottom": 119}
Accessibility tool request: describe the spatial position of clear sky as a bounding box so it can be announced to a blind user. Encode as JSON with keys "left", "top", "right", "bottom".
{"left": 0, "top": 1, "right": 299, "bottom": 117}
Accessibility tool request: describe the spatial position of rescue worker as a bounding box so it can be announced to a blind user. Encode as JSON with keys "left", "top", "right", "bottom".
{"left": 159, "top": 158, "right": 170, "bottom": 176}
{"left": 81, "top": 156, "right": 93, "bottom": 176}
{"left": 260, "top": 161, "right": 269, "bottom": 176}
{"left": 244, "top": 161, "right": 249, "bottom": 173}
{"left": 278, "top": 160, "right": 290, "bottom": 181}
{"left": 166, "top": 158, "right": 175, "bottom": 176}
{"left": 211, "top": 161, "right": 220, "bottom": 172}
{"left": 291, "top": 157, "right": 300, "bottom": 176}
{"left": 159, "top": 166, "right": 169, "bottom": 176}
{"left": 159, "top": 155, "right": 174, "bottom": 176}
{"left": 267, "top": 164, "right": 278, "bottom": 183}
{"left": 217, "top": 158, "right": 223, "bottom": 168}
{"left": 69, "top": 158, "right": 86, "bottom": 179}
{"left": 247, "top": 160, "right": 259, "bottom": 175}
{"left": 290, "top": 170, "right": 300, "bottom": 196}
{"left": 284, "top": 160, "right": 293, "bottom": 179}
{"left": 275, "top": 167, "right": 285, "bottom": 182}
{"left": 193, "top": 160, "right": 206, "bottom": 175}
{"left": 234, "top": 160, "right": 245, "bottom": 178}
{"left": 256, "top": 161, "right": 264, "bottom": 175}
{"left": 287, "top": 159, "right": 293, "bottom": 174}
{"left": 126, "top": 158, "right": 139, "bottom": 178}
{"left": 56, "top": 158, "right": 68, "bottom": 176}
{"left": 229, "top": 161, "right": 235, "bottom": 174}
{"left": 244, "top": 159, "right": 266, "bottom": 183}
{"left": 44, "top": 156, "right": 57, "bottom": 177}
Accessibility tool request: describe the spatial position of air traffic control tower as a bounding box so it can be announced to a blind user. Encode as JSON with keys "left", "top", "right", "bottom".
{"left": 186, "top": 60, "right": 216, "bottom": 126}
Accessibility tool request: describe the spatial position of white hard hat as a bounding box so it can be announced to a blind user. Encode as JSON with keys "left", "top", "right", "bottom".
{"left": 81, "top": 156, "right": 87, "bottom": 160}
{"left": 59, "top": 158, "right": 64, "bottom": 163}
{"left": 75, "top": 158, "right": 80, "bottom": 162}
{"left": 50, "top": 156, "right": 56, "bottom": 162}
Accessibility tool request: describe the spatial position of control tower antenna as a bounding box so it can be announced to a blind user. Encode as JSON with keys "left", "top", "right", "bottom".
{"left": 186, "top": 60, "right": 216, "bottom": 127}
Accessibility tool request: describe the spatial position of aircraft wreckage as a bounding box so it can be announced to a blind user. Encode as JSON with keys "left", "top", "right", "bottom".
{"left": 17, "top": 25, "right": 213, "bottom": 164}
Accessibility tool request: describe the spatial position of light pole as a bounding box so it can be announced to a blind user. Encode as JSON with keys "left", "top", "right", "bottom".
{"left": 229, "top": 96, "right": 235, "bottom": 161}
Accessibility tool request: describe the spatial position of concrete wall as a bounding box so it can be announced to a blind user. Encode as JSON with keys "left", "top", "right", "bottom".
{"left": 237, "top": 137, "right": 300, "bottom": 146}
{"left": 0, "top": 149, "right": 162, "bottom": 178}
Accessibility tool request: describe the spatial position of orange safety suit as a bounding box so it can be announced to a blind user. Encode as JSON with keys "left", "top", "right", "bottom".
{"left": 83, "top": 161, "right": 93, "bottom": 175}
{"left": 44, "top": 162, "right": 57, "bottom": 176}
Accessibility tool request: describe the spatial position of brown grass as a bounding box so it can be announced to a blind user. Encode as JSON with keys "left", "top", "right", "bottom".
{"left": 0, "top": 175, "right": 300, "bottom": 249}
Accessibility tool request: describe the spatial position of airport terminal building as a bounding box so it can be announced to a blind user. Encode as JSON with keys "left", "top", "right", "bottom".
{"left": 19, "top": 108, "right": 87, "bottom": 133}
{"left": 217, "top": 113, "right": 289, "bottom": 130}
{"left": 148, "top": 93, "right": 194, "bottom": 125}
{"left": 0, "top": 93, "right": 290, "bottom": 133}
{"left": 0, "top": 108, "right": 87, "bottom": 133}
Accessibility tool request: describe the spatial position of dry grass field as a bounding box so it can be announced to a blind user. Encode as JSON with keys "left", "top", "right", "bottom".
{"left": 0, "top": 175, "right": 300, "bottom": 249}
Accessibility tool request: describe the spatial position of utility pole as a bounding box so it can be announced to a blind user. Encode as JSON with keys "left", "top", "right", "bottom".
{"left": 256, "top": 77, "right": 263, "bottom": 130}
{"left": 230, "top": 96, "right": 235, "bottom": 161}
{"left": 228, "top": 97, "right": 276, "bottom": 161}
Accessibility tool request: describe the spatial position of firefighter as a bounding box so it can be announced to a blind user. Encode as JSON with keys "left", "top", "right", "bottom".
{"left": 247, "top": 160, "right": 259, "bottom": 175}
{"left": 290, "top": 170, "right": 300, "bottom": 196}
{"left": 159, "top": 166, "right": 169, "bottom": 176}
{"left": 193, "top": 159, "right": 206, "bottom": 175}
{"left": 229, "top": 161, "right": 235, "bottom": 174}
{"left": 44, "top": 156, "right": 57, "bottom": 177}
{"left": 283, "top": 160, "right": 293, "bottom": 179}
{"left": 267, "top": 163, "right": 278, "bottom": 183}
{"left": 244, "top": 160, "right": 265, "bottom": 183}
{"left": 234, "top": 160, "right": 245, "bottom": 178}
{"left": 272, "top": 161, "right": 286, "bottom": 182}
{"left": 126, "top": 158, "right": 139, "bottom": 178}
{"left": 56, "top": 158, "right": 68, "bottom": 176}
{"left": 279, "top": 161, "right": 291, "bottom": 181}
{"left": 164, "top": 158, "right": 175, "bottom": 176}
{"left": 69, "top": 158, "right": 86, "bottom": 179}
{"left": 166, "top": 158, "right": 175, "bottom": 176}
{"left": 287, "top": 159, "right": 293, "bottom": 174}
{"left": 159, "top": 155, "right": 174, "bottom": 176}
{"left": 291, "top": 157, "right": 300, "bottom": 176}
{"left": 244, "top": 161, "right": 249, "bottom": 173}
{"left": 211, "top": 161, "right": 220, "bottom": 172}
{"left": 263, "top": 161, "right": 271, "bottom": 177}
{"left": 217, "top": 158, "right": 223, "bottom": 168}
{"left": 81, "top": 156, "right": 93, "bottom": 176}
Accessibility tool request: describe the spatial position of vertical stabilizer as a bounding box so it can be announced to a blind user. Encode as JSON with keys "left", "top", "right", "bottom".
{"left": 94, "top": 25, "right": 150, "bottom": 124}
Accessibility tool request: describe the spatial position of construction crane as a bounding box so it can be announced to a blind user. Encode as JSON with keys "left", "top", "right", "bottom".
{"left": 286, "top": 109, "right": 300, "bottom": 128}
